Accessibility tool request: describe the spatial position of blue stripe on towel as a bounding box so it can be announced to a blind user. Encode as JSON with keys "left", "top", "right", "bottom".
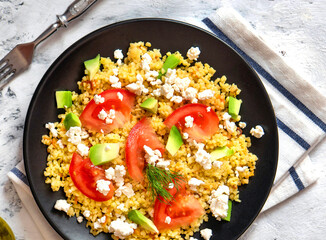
{"left": 11, "top": 167, "right": 29, "bottom": 186}
{"left": 202, "top": 17, "right": 326, "bottom": 132}
{"left": 289, "top": 166, "right": 305, "bottom": 191}
{"left": 276, "top": 118, "right": 310, "bottom": 150}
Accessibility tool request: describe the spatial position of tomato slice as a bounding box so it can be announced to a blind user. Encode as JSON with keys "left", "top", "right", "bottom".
{"left": 69, "top": 153, "right": 114, "bottom": 202}
{"left": 164, "top": 103, "right": 219, "bottom": 141}
{"left": 153, "top": 181, "right": 204, "bottom": 230}
{"left": 79, "top": 89, "right": 136, "bottom": 133}
{"left": 125, "top": 117, "right": 165, "bottom": 182}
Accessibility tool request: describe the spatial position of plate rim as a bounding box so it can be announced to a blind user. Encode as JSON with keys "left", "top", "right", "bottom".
{"left": 23, "top": 17, "right": 279, "bottom": 240}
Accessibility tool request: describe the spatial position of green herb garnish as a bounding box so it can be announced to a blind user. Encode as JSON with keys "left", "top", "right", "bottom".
{"left": 146, "top": 164, "right": 184, "bottom": 203}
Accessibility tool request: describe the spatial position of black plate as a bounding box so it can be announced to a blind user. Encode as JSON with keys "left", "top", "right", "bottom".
{"left": 24, "top": 19, "right": 278, "bottom": 240}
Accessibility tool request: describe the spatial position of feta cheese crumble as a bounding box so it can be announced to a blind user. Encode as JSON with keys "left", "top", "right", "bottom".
{"left": 76, "top": 143, "right": 89, "bottom": 157}
{"left": 117, "top": 92, "right": 124, "bottom": 101}
{"left": 198, "top": 89, "right": 215, "bottom": 100}
{"left": 83, "top": 210, "right": 91, "bottom": 218}
{"left": 194, "top": 143, "right": 212, "bottom": 170}
{"left": 188, "top": 178, "right": 204, "bottom": 191}
{"left": 200, "top": 228, "right": 213, "bottom": 240}
{"left": 65, "top": 126, "right": 89, "bottom": 145}
{"left": 185, "top": 116, "right": 194, "bottom": 128}
{"left": 239, "top": 121, "right": 247, "bottom": 129}
{"left": 165, "top": 216, "right": 171, "bottom": 224}
{"left": 236, "top": 166, "right": 248, "bottom": 172}
{"left": 54, "top": 199, "right": 71, "bottom": 213}
{"left": 45, "top": 122, "right": 58, "bottom": 137}
{"left": 213, "top": 160, "right": 223, "bottom": 169}
{"left": 250, "top": 125, "right": 265, "bottom": 138}
{"left": 143, "top": 145, "right": 170, "bottom": 169}
{"left": 183, "top": 87, "right": 198, "bottom": 102}
{"left": 94, "top": 94, "right": 105, "bottom": 104}
{"left": 115, "top": 183, "right": 135, "bottom": 198}
{"left": 209, "top": 185, "right": 230, "bottom": 220}
{"left": 56, "top": 139, "right": 64, "bottom": 149}
{"left": 187, "top": 46, "right": 201, "bottom": 61}
{"left": 98, "top": 109, "right": 108, "bottom": 120}
{"left": 105, "top": 165, "right": 126, "bottom": 187}
{"left": 114, "top": 49, "right": 124, "bottom": 59}
{"left": 161, "top": 83, "right": 174, "bottom": 99}
{"left": 96, "top": 179, "right": 111, "bottom": 196}
{"left": 77, "top": 216, "right": 83, "bottom": 223}
{"left": 108, "top": 217, "right": 137, "bottom": 239}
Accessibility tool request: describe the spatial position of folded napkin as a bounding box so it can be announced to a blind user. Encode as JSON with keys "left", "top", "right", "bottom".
{"left": 8, "top": 7, "right": 326, "bottom": 239}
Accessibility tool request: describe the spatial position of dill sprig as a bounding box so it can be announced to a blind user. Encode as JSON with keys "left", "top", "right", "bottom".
{"left": 146, "top": 164, "right": 184, "bottom": 203}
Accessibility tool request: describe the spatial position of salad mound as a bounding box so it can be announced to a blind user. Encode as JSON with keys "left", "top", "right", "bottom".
{"left": 42, "top": 42, "right": 259, "bottom": 239}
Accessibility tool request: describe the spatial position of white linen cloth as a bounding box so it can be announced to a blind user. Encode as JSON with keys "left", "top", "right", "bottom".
{"left": 8, "top": 7, "right": 326, "bottom": 239}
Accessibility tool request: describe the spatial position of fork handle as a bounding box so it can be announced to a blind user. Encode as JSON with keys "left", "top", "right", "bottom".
{"left": 33, "top": 0, "right": 98, "bottom": 46}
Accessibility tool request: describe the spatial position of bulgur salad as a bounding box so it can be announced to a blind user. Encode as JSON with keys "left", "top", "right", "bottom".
{"left": 42, "top": 41, "right": 264, "bottom": 240}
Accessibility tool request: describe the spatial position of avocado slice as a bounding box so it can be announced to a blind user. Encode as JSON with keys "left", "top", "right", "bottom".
{"left": 63, "top": 112, "right": 81, "bottom": 130}
{"left": 128, "top": 210, "right": 159, "bottom": 233}
{"left": 210, "top": 146, "right": 234, "bottom": 161}
{"left": 166, "top": 125, "right": 183, "bottom": 156}
{"left": 222, "top": 200, "right": 232, "bottom": 221}
{"left": 89, "top": 143, "right": 120, "bottom": 166}
{"left": 158, "top": 54, "right": 181, "bottom": 79}
{"left": 0, "top": 217, "right": 15, "bottom": 240}
{"left": 228, "top": 97, "right": 242, "bottom": 119}
{"left": 84, "top": 54, "right": 101, "bottom": 80}
{"left": 140, "top": 97, "right": 158, "bottom": 114}
{"left": 55, "top": 91, "right": 72, "bottom": 109}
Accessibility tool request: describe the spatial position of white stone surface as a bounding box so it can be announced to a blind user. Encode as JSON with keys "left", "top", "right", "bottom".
{"left": 0, "top": 0, "right": 325, "bottom": 239}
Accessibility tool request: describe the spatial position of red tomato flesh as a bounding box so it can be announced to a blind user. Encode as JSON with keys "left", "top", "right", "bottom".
{"left": 125, "top": 117, "right": 164, "bottom": 182}
{"left": 153, "top": 181, "right": 204, "bottom": 230}
{"left": 164, "top": 103, "right": 219, "bottom": 141}
{"left": 69, "top": 153, "right": 114, "bottom": 202}
{"left": 79, "top": 89, "right": 136, "bottom": 134}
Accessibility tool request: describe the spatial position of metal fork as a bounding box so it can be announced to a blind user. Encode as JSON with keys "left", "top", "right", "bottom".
{"left": 0, "top": 0, "right": 98, "bottom": 90}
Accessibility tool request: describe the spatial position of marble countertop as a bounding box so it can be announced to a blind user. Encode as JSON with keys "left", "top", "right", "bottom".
{"left": 1, "top": 0, "right": 325, "bottom": 239}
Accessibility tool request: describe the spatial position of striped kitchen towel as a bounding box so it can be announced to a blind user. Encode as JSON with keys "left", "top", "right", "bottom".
{"left": 203, "top": 7, "right": 326, "bottom": 211}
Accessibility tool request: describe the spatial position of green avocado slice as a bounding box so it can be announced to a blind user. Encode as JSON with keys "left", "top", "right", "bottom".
{"left": 158, "top": 54, "right": 181, "bottom": 79}
{"left": 210, "top": 146, "right": 234, "bottom": 161}
{"left": 222, "top": 200, "right": 232, "bottom": 221}
{"left": 166, "top": 125, "right": 183, "bottom": 156}
{"left": 63, "top": 112, "right": 81, "bottom": 130}
{"left": 140, "top": 97, "right": 158, "bottom": 114}
{"left": 55, "top": 91, "right": 72, "bottom": 109}
{"left": 84, "top": 54, "right": 101, "bottom": 80}
{"left": 89, "top": 143, "right": 120, "bottom": 166}
{"left": 128, "top": 210, "right": 159, "bottom": 233}
{"left": 228, "top": 97, "right": 242, "bottom": 119}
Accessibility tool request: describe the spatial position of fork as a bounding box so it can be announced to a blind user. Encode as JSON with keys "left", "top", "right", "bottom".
{"left": 0, "top": 0, "right": 98, "bottom": 90}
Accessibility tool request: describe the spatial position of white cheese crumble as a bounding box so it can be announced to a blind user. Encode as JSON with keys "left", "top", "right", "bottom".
{"left": 93, "top": 221, "right": 102, "bottom": 230}
{"left": 165, "top": 216, "right": 171, "bottom": 224}
{"left": 206, "top": 107, "right": 211, "bottom": 112}
{"left": 183, "top": 132, "right": 189, "bottom": 140}
{"left": 114, "top": 49, "right": 123, "bottom": 59}
{"left": 94, "top": 94, "right": 105, "bottom": 104}
{"left": 250, "top": 125, "right": 265, "bottom": 138}
{"left": 213, "top": 160, "right": 223, "bottom": 169}
{"left": 109, "top": 75, "right": 120, "bottom": 84}
{"left": 152, "top": 88, "right": 161, "bottom": 97}
{"left": 108, "top": 217, "right": 137, "bottom": 239}
{"left": 236, "top": 166, "right": 248, "bottom": 172}
{"left": 198, "top": 89, "right": 215, "bottom": 100}
{"left": 115, "top": 183, "right": 135, "bottom": 198}
{"left": 117, "top": 203, "right": 125, "bottom": 210}
{"left": 65, "top": 127, "right": 89, "bottom": 145}
{"left": 200, "top": 228, "right": 213, "bottom": 240}
{"left": 209, "top": 185, "right": 230, "bottom": 220}
{"left": 225, "top": 120, "right": 237, "bottom": 134}
{"left": 77, "top": 216, "right": 83, "bottom": 223}
{"left": 172, "top": 77, "right": 190, "bottom": 93}
{"left": 188, "top": 178, "right": 204, "bottom": 191}
{"left": 183, "top": 87, "right": 198, "bottom": 102}
{"left": 187, "top": 46, "right": 201, "bottom": 61}
{"left": 189, "top": 238, "right": 198, "bottom": 240}
{"left": 76, "top": 143, "right": 89, "bottom": 157}
{"left": 168, "top": 183, "right": 174, "bottom": 189}
{"left": 112, "top": 68, "right": 119, "bottom": 76}
{"left": 126, "top": 80, "right": 148, "bottom": 95}
{"left": 83, "top": 210, "right": 91, "bottom": 218}
{"left": 54, "top": 199, "right": 71, "bottom": 213}
{"left": 239, "top": 121, "right": 247, "bottom": 129}
{"left": 98, "top": 109, "right": 108, "bottom": 120}
{"left": 222, "top": 112, "right": 232, "bottom": 121}
{"left": 143, "top": 145, "right": 170, "bottom": 169}
{"left": 96, "top": 179, "right": 111, "bottom": 196}
{"left": 117, "top": 92, "right": 124, "bottom": 101}
{"left": 161, "top": 83, "right": 174, "bottom": 99}
{"left": 105, "top": 165, "right": 126, "bottom": 187}
{"left": 171, "top": 95, "right": 183, "bottom": 103}
{"left": 141, "top": 53, "right": 152, "bottom": 72}
{"left": 185, "top": 116, "right": 194, "bottom": 128}
{"left": 195, "top": 143, "right": 212, "bottom": 170}
{"left": 45, "top": 122, "right": 58, "bottom": 137}
{"left": 57, "top": 139, "right": 64, "bottom": 149}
